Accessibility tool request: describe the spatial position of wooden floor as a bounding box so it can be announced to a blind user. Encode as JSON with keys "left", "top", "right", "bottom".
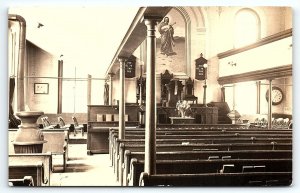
{"left": 51, "top": 138, "right": 118, "bottom": 186}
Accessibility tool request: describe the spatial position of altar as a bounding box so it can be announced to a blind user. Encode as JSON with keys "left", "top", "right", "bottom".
{"left": 169, "top": 117, "right": 195, "bottom": 124}
{"left": 157, "top": 106, "right": 218, "bottom": 124}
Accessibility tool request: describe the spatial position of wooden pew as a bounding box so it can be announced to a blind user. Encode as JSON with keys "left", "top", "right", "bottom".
{"left": 109, "top": 126, "right": 292, "bottom": 162}
{"left": 110, "top": 126, "right": 292, "bottom": 183}
{"left": 41, "top": 128, "right": 69, "bottom": 172}
{"left": 139, "top": 172, "right": 292, "bottom": 186}
{"left": 109, "top": 125, "right": 292, "bottom": 165}
{"left": 129, "top": 158, "right": 292, "bottom": 186}
{"left": 9, "top": 162, "right": 48, "bottom": 186}
{"left": 123, "top": 149, "right": 292, "bottom": 186}
{"left": 9, "top": 128, "right": 69, "bottom": 172}
{"left": 109, "top": 128, "right": 292, "bottom": 145}
{"left": 9, "top": 176, "right": 34, "bottom": 186}
{"left": 9, "top": 153, "right": 51, "bottom": 186}
{"left": 116, "top": 142, "right": 292, "bottom": 183}
{"left": 111, "top": 133, "right": 292, "bottom": 169}
{"left": 112, "top": 137, "right": 292, "bottom": 174}
{"left": 111, "top": 132, "right": 292, "bottom": 160}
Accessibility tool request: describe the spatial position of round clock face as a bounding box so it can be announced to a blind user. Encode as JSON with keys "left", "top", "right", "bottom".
{"left": 265, "top": 86, "right": 284, "bottom": 105}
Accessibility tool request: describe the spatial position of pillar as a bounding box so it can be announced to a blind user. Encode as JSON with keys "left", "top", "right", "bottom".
{"left": 108, "top": 73, "right": 115, "bottom": 105}
{"left": 57, "top": 59, "right": 63, "bottom": 114}
{"left": 256, "top": 81, "right": 261, "bottom": 114}
{"left": 118, "top": 58, "right": 126, "bottom": 140}
{"left": 144, "top": 16, "right": 162, "bottom": 175}
{"left": 87, "top": 74, "right": 92, "bottom": 105}
{"left": 268, "top": 79, "right": 273, "bottom": 129}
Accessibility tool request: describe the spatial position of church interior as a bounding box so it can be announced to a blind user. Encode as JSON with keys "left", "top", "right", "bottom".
{"left": 7, "top": 6, "right": 293, "bottom": 187}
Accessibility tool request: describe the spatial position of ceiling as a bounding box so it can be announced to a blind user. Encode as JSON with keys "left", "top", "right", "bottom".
{"left": 8, "top": 6, "right": 140, "bottom": 78}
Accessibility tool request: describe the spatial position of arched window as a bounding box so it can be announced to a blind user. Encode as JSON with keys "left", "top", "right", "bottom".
{"left": 234, "top": 8, "right": 261, "bottom": 48}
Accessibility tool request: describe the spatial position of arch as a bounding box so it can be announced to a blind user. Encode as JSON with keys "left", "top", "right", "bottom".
{"left": 173, "top": 7, "right": 191, "bottom": 77}
{"left": 234, "top": 8, "right": 261, "bottom": 48}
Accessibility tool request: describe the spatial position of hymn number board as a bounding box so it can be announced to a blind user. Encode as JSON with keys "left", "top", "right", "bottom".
{"left": 125, "top": 55, "right": 136, "bottom": 78}
{"left": 195, "top": 54, "right": 207, "bottom": 80}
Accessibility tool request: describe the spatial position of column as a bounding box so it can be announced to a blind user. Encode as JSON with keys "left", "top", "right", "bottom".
{"left": 220, "top": 86, "right": 225, "bottom": 102}
{"left": 118, "top": 58, "right": 126, "bottom": 185}
{"left": 87, "top": 74, "right": 92, "bottom": 105}
{"left": 118, "top": 57, "right": 126, "bottom": 140}
{"left": 144, "top": 16, "right": 162, "bottom": 175}
{"left": 268, "top": 79, "right": 273, "bottom": 129}
{"left": 256, "top": 81, "right": 261, "bottom": 114}
{"left": 108, "top": 73, "right": 115, "bottom": 105}
{"left": 57, "top": 59, "right": 63, "bottom": 114}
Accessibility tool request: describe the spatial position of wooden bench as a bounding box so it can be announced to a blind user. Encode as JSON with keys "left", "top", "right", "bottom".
{"left": 8, "top": 162, "right": 48, "bottom": 186}
{"left": 116, "top": 142, "right": 292, "bottom": 183}
{"left": 9, "top": 176, "right": 34, "bottom": 186}
{"left": 9, "top": 153, "right": 52, "bottom": 186}
{"left": 123, "top": 149, "right": 292, "bottom": 186}
{"left": 111, "top": 133, "right": 292, "bottom": 168}
{"left": 111, "top": 137, "right": 292, "bottom": 175}
{"left": 9, "top": 129, "right": 69, "bottom": 172}
{"left": 128, "top": 158, "right": 292, "bottom": 186}
{"left": 139, "top": 172, "right": 292, "bottom": 186}
{"left": 109, "top": 126, "right": 292, "bottom": 162}
{"left": 111, "top": 132, "right": 292, "bottom": 156}
{"left": 42, "top": 129, "right": 69, "bottom": 172}
{"left": 108, "top": 127, "right": 291, "bottom": 150}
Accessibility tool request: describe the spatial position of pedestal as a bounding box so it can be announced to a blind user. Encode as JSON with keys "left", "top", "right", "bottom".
{"left": 13, "top": 111, "right": 47, "bottom": 153}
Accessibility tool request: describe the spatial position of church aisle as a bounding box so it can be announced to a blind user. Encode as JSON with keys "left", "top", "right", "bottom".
{"left": 50, "top": 144, "right": 119, "bottom": 186}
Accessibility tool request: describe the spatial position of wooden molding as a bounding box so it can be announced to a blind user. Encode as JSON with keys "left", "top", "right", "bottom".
{"left": 218, "top": 65, "right": 292, "bottom": 85}
{"left": 217, "top": 28, "right": 292, "bottom": 59}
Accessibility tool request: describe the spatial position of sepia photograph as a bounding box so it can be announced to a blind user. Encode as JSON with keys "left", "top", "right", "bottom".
{"left": 4, "top": 0, "right": 296, "bottom": 190}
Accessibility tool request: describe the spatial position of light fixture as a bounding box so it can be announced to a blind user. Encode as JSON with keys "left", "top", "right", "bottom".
{"left": 37, "top": 22, "right": 44, "bottom": 28}
{"left": 228, "top": 61, "right": 236, "bottom": 66}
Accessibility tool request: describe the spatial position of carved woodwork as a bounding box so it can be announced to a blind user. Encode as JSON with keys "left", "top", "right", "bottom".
{"left": 184, "top": 77, "right": 198, "bottom": 104}
{"left": 136, "top": 76, "right": 146, "bottom": 104}
{"left": 166, "top": 79, "right": 184, "bottom": 107}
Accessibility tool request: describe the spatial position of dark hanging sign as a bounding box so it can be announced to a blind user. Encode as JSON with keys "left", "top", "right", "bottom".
{"left": 195, "top": 53, "right": 207, "bottom": 80}
{"left": 125, "top": 55, "right": 136, "bottom": 78}
{"left": 195, "top": 64, "right": 206, "bottom": 80}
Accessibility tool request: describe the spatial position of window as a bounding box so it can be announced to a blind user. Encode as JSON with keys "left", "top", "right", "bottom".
{"left": 234, "top": 8, "right": 260, "bottom": 48}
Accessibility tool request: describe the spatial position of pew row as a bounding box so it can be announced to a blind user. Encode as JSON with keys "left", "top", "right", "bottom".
{"left": 139, "top": 172, "right": 292, "bottom": 186}
{"left": 112, "top": 137, "right": 292, "bottom": 167}
{"left": 128, "top": 158, "right": 291, "bottom": 186}
{"left": 123, "top": 150, "right": 292, "bottom": 186}
{"left": 111, "top": 133, "right": 292, "bottom": 169}
{"left": 9, "top": 153, "right": 51, "bottom": 186}
{"left": 111, "top": 132, "right": 292, "bottom": 165}
{"left": 108, "top": 127, "right": 292, "bottom": 154}
{"left": 117, "top": 142, "right": 292, "bottom": 183}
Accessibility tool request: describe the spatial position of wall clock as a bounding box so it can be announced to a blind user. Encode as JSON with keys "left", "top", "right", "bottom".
{"left": 265, "top": 86, "right": 284, "bottom": 105}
